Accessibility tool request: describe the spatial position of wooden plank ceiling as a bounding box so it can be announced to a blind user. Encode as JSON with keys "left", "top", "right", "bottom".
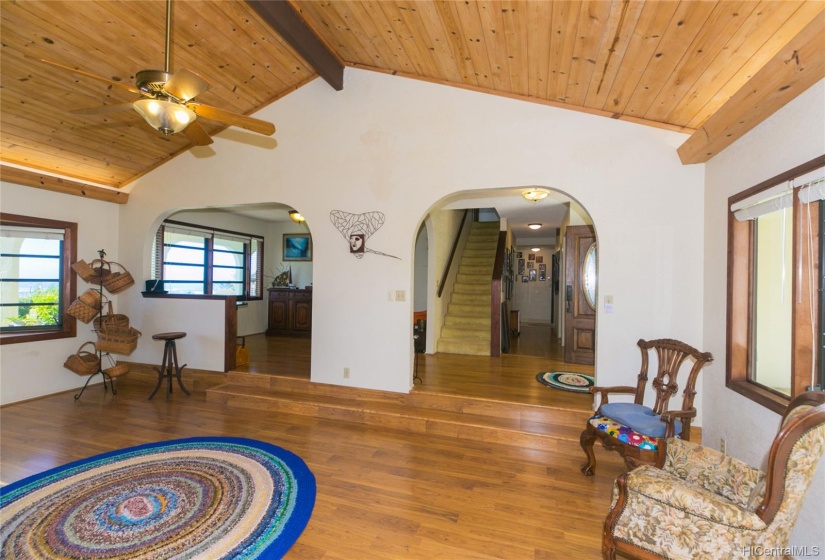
{"left": 1, "top": 1, "right": 823, "bottom": 194}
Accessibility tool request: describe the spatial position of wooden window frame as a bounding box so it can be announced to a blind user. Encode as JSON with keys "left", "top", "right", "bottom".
{"left": 726, "top": 156, "right": 825, "bottom": 413}
{"left": 0, "top": 213, "right": 77, "bottom": 345}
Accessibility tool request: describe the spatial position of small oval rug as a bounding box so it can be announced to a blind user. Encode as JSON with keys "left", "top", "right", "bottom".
{"left": 0, "top": 437, "right": 315, "bottom": 559}
{"left": 536, "top": 371, "right": 595, "bottom": 393}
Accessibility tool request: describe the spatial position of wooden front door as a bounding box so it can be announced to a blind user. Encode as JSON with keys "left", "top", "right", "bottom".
{"left": 564, "top": 225, "right": 596, "bottom": 365}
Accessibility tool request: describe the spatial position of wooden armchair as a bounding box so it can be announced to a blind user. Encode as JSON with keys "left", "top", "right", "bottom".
{"left": 580, "top": 338, "right": 713, "bottom": 475}
{"left": 602, "top": 392, "right": 825, "bottom": 560}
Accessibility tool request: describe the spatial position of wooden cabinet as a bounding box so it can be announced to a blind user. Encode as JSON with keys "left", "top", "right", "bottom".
{"left": 266, "top": 288, "right": 312, "bottom": 337}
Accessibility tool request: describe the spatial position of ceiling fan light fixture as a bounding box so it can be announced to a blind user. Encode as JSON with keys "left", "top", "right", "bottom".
{"left": 289, "top": 210, "right": 306, "bottom": 223}
{"left": 133, "top": 98, "right": 195, "bottom": 135}
{"left": 528, "top": 223, "right": 542, "bottom": 230}
{"left": 522, "top": 188, "right": 550, "bottom": 202}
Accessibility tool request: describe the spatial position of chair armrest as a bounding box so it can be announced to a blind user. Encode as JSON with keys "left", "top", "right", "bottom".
{"left": 590, "top": 385, "right": 636, "bottom": 409}
{"left": 663, "top": 439, "right": 766, "bottom": 511}
{"left": 623, "top": 466, "right": 767, "bottom": 530}
{"left": 660, "top": 408, "right": 697, "bottom": 438}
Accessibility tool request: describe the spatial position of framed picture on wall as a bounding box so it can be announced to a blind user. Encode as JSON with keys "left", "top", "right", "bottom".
{"left": 528, "top": 254, "right": 535, "bottom": 261}
{"left": 528, "top": 261, "right": 534, "bottom": 269}
{"left": 283, "top": 234, "right": 312, "bottom": 261}
{"left": 522, "top": 276, "right": 528, "bottom": 283}
{"left": 539, "top": 263, "right": 547, "bottom": 281}
{"left": 518, "top": 259, "right": 525, "bottom": 275}
{"left": 517, "top": 252, "right": 523, "bottom": 259}
{"left": 537, "top": 256, "right": 544, "bottom": 263}
{"left": 529, "top": 269, "right": 537, "bottom": 281}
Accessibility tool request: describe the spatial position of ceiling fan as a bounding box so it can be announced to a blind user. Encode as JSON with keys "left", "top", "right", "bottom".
{"left": 28, "top": 0, "right": 275, "bottom": 146}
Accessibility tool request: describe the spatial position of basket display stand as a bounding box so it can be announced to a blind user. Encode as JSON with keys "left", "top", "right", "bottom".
{"left": 74, "top": 249, "right": 116, "bottom": 400}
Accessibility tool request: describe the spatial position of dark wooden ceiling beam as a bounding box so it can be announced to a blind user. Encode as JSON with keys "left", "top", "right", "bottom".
{"left": 0, "top": 165, "right": 129, "bottom": 204}
{"left": 247, "top": 0, "right": 344, "bottom": 91}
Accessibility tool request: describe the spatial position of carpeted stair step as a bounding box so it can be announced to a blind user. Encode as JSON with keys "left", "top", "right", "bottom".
{"left": 451, "top": 292, "right": 491, "bottom": 305}
{"left": 443, "top": 315, "right": 490, "bottom": 328}
{"left": 447, "top": 303, "right": 491, "bottom": 317}
{"left": 207, "top": 374, "right": 589, "bottom": 451}
{"left": 455, "top": 273, "right": 491, "bottom": 285}
{"left": 454, "top": 283, "right": 489, "bottom": 295}
{"left": 440, "top": 325, "right": 487, "bottom": 339}
{"left": 436, "top": 337, "right": 489, "bottom": 355}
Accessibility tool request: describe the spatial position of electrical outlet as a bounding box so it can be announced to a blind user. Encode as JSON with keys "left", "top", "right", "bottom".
{"left": 720, "top": 438, "right": 726, "bottom": 455}
{"left": 387, "top": 291, "right": 394, "bottom": 301}
{"left": 343, "top": 367, "right": 350, "bottom": 379}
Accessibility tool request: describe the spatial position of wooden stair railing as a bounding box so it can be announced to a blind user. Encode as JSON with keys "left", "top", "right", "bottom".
{"left": 490, "top": 231, "right": 506, "bottom": 357}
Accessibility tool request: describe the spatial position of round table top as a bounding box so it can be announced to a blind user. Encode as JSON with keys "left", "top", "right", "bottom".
{"left": 152, "top": 331, "right": 187, "bottom": 341}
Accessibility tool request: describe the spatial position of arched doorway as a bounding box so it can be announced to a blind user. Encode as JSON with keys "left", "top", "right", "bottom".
{"left": 149, "top": 203, "right": 313, "bottom": 377}
{"left": 411, "top": 186, "right": 597, "bottom": 402}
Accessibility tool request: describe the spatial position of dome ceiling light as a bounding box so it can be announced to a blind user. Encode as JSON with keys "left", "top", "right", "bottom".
{"left": 522, "top": 188, "right": 550, "bottom": 202}
{"left": 528, "top": 223, "right": 542, "bottom": 230}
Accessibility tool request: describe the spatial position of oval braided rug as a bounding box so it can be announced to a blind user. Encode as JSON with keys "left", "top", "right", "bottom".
{"left": 536, "top": 371, "right": 595, "bottom": 393}
{"left": 0, "top": 437, "right": 315, "bottom": 559}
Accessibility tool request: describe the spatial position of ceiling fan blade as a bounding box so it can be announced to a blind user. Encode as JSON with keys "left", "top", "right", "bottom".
{"left": 187, "top": 103, "right": 275, "bottom": 136}
{"left": 182, "top": 121, "right": 214, "bottom": 146}
{"left": 163, "top": 68, "right": 209, "bottom": 102}
{"left": 72, "top": 103, "right": 135, "bottom": 115}
{"left": 25, "top": 55, "right": 142, "bottom": 95}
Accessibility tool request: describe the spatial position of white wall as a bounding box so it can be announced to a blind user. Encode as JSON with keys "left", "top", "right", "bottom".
{"left": 112, "top": 68, "right": 704, "bottom": 395}
{"left": 0, "top": 182, "right": 120, "bottom": 404}
{"left": 513, "top": 247, "right": 554, "bottom": 324}
{"left": 703, "top": 79, "right": 825, "bottom": 551}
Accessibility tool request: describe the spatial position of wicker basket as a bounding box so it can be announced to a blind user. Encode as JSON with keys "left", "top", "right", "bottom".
{"left": 93, "top": 301, "right": 129, "bottom": 330}
{"left": 102, "top": 262, "right": 135, "bottom": 294}
{"left": 67, "top": 289, "right": 103, "bottom": 324}
{"left": 103, "top": 354, "right": 129, "bottom": 378}
{"left": 63, "top": 342, "right": 100, "bottom": 376}
{"left": 104, "top": 363, "right": 129, "bottom": 377}
{"left": 87, "top": 259, "right": 112, "bottom": 286}
{"left": 97, "top": 324, "right": 141, "bottom": 355}
{"left": 71, "top": 259, "right": 94, "bottom": 282}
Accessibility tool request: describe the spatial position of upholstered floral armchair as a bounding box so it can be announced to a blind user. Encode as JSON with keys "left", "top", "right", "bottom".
{"left": 602, "top": 392, "right": 825, "bottom": 560}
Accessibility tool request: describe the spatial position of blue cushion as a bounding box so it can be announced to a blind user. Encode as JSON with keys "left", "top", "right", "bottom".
{"left": 599, "top": 402, "right": 682, "bottom": 438}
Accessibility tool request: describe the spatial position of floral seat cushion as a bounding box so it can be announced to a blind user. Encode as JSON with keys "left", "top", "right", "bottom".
{"left": 589, "top": 414, "right": 661, "bottom": 450}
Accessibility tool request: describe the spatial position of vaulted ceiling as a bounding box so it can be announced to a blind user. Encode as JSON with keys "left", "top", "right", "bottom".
{"left": 1, "top": 1, "right": 823, "bottom": 201}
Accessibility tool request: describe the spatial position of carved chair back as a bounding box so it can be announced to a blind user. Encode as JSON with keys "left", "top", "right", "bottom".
{"left": 633, "top": 339, "right": 714, "bottom": 436}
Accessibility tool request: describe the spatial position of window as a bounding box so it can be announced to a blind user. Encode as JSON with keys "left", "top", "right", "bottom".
{"left": 727, "top": 156, "right": 825, "bottom": 413}
{"left": 0, "top": 213, "right": 77, "bottom": 344}
{"left": 153, "top": 220, "right": 263, "bottom": 299}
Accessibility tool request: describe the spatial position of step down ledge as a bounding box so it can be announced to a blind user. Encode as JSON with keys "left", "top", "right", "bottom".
{"left": 207, "top": 383, "right": 584, "bottom": 449}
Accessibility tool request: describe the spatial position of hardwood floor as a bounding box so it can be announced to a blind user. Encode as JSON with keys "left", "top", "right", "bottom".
{"left": 236, "top": 323, "right": 589, "bottom": 410}
{"left": 0, "top": 372, "right": 624, "bottom": 559}
{"left": 0, "top": 326, "right": 622, "bottom": 558}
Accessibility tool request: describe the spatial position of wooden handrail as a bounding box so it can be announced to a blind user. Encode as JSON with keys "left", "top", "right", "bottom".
{"left": 490, "top": 231, "right": 506, "bottom": 357}
{"left": 437, "top": 209, "right": 470, "bottom": 298}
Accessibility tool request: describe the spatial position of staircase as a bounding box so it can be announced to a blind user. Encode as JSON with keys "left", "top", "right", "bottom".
{"left": 206, "top": 373, "right": 588, "bottom": 452}
{"left": 437, "top": 221, "right": 499, "bottom": 356}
